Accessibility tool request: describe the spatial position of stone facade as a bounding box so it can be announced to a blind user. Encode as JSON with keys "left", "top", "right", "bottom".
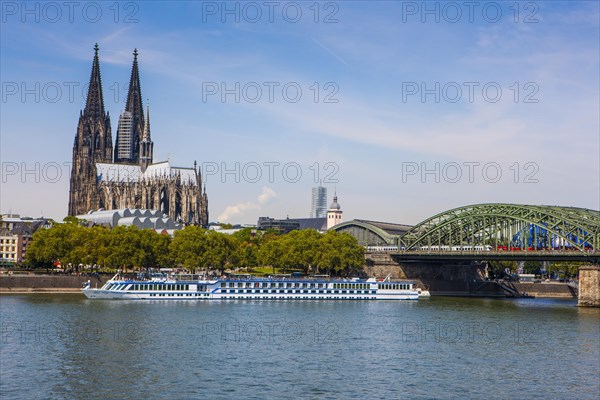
{"left": 0, "top": 274, "right": 109, "bottom": 293}
{"left": 578, "top": 265, "right": 600, "bottom": 307}
{"left": 68, "top": 45, "right": 208, "bottom": 225}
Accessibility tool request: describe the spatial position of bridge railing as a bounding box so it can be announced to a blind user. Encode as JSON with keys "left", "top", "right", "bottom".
{"left": 365, "top": 249, "right": 598, "bottom": 256}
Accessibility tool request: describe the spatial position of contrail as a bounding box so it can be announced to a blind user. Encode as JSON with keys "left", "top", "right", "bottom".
{"left": 312, "top": 37, "right": 349, "bottom": 67}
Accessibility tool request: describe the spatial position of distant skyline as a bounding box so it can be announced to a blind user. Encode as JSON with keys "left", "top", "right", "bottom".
{"left": 1, "top": 1, "right": 599, "bottom": 225}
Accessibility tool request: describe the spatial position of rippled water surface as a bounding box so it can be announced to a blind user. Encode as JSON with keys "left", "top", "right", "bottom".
{"left": 1, "top": 295, "right": 598, "bottom": 399}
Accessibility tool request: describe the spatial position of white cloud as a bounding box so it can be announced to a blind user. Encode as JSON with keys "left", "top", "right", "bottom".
{"left": 217, "top": 202, "right": 260, "bottom": 223}
{"left": 257, "top": 186, "right": 276, "bottom": 204}
{"left": 217, "top": 186, "right": 277, "bottom": 223}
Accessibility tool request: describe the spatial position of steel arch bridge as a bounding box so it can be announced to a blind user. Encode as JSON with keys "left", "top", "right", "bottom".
{"left": 332, "top": 220, "right": 397, "bottom": 246}
{"left": 398, "top": 204, "right": 600, "bottom": 252}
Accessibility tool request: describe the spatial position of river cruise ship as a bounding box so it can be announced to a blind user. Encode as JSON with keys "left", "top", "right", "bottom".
{"left": 82, "top": 273, "right": 424, "bottom": 300}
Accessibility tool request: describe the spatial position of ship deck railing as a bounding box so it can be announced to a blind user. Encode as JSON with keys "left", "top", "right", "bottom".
{"left": 107, "top": 273, "right": 416, "bottom": 285}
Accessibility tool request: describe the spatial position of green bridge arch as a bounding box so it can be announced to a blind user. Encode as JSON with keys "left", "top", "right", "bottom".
{"left": 398, "top": 203, "right": 600, "bottom": 251}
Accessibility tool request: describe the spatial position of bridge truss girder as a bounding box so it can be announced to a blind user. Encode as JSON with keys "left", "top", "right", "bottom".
{"left": 399, "top": 204, "right": 600, "bottom": 252}
{"left": 331, "top": 220, "right": 395, "bottom": 246}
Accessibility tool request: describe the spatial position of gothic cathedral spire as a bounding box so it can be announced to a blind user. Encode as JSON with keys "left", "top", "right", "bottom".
{"left": 84, "top": 43, "right": 105, "bottom": 118}
{"left": 79, "top": 43, "right": 112, "bottom": 161}
{"left": 69, "top": 44, "right": 113, "bottom": 216}
{"left": 140, "top": 103, "right": 154, "bottom": 171}
{"left": 126, "top": 48, "right": 144, "bottom": 123}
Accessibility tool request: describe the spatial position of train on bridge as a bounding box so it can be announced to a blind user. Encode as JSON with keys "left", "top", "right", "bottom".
{"left": 366, "top": 245, "right": 493, "bottom": 252}
{"left": 366, "top": 245, "right": 593, "bottom": 252}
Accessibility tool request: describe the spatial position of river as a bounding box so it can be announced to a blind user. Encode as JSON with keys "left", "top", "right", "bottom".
{"left": 1, "top": 295, "right": 598, "bottom": 399}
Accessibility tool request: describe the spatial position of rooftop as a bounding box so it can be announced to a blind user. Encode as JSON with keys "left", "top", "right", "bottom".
{"left": 352, "top": 219, "right": 414, "bottom": 236}
{"left": 96, "top": 161, "right": 197, "bottom": 184}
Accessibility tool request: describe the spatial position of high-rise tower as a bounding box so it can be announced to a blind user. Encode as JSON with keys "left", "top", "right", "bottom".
{"left": 310, "top": 186, "right": 327, "bottom": 218}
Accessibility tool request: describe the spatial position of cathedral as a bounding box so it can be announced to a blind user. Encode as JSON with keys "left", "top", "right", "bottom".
{"left": 68, "top": 44, "right": 209, "bottom": 226}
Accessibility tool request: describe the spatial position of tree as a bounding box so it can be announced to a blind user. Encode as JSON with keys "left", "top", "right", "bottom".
{"left": 68, "top": 225, "right": 106, "bottom": 269}
{"left": 232, "top": 228, "right": 260, "bottom": 270}
{"left": 547, "top": 261, "right": 583, "bottom": 279}
{"left": 135, "top": 229, "right": 165, "bottom": 269}
{"left": 487, "top": 260, "right": 518, "bottom": 279}
{"left": 201, "top": 231, "right": 237, "bottom": 272}
{"left": 62, "top": 215, "right": 83, "bottom": 225}
{"left": 523, "top": 261, "right": 542, "bottom": 274}
{"left": 26, "top": 222, "right": 81, "bottom": 267}
{"left": 258, "top": 236, "right": 285, "bottom": 273}
{"left": 232, "top": 227, "right": 264, "bottom": 245}
{"left": 316, "top": 231, "right": 365, "bottom": 276}
{"left": 281, "top": 229, "right": 321, "bottom": 273}
{"left": 102, "top": 226, "right": 142, "bottom": 271}
{"left": 154, "top": 233, "right": 173, "bottom": 269}
{"left": 170, "top": 225, "right": 208, "bottom": 273}
{"left": 236, "top": 241, "right": 259, "bottom": 269}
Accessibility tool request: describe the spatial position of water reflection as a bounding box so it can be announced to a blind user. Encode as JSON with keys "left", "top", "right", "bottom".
{"left": 1, "top": 295, "right": 598, "bottom": 399}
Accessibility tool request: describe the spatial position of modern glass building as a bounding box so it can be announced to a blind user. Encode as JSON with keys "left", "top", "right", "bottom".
{"left": 310, "top": 186, "right": 327, "bottom": 218}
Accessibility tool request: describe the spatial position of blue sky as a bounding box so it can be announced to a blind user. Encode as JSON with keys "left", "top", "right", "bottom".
{"left": 1, "top": 1, "right": 599, "bottom": 224}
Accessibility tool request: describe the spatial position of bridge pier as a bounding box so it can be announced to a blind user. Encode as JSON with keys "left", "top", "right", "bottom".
{"left": 364, "top": 253, "right": 409, "bottom": 279}
{"left": 578, "top": 265, "right": 600, "bottom": 307}
{"left": 364, "top": 253, "right": 504, "bottom": 296}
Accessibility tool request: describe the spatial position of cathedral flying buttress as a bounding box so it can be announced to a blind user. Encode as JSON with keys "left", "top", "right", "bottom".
{"left": 68, "top": 45, "right": 208, "bottom": 226}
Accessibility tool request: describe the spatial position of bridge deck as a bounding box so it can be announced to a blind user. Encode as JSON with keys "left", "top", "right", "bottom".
{"left": 376, "top": 250, "right": 600, "bottom": 263}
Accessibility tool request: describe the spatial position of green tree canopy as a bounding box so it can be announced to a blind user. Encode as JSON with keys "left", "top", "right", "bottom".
{"left": 170, "top": 225, "right": 208, "bottom": 273}
{"left": 26, "top": 223, "right": 367, "bottom": 276}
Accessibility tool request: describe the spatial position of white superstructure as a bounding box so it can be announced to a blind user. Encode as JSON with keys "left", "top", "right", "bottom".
{"left": 83, "top": 273, "right": 421, "bottom": 300}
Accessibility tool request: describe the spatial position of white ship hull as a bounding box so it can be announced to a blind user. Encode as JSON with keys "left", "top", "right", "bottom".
{"left": 82, "top": 275, "right": 422, "bottom": 301}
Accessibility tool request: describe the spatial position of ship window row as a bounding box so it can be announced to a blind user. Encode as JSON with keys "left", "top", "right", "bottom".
{"left": 223, "top": 289, "right": 376, "bottom": 295}
{"left": 219, "top": 282, "right": 373, "bottom": 289}
{"left": 332, "top": 283, "right": 372, "bottom": 290}
{"left": 221, "top": 296, "right": 377, "bottom": 300}
{"left": 149, "top": 293, "right": 210, "bottom": 297}
{"left": 121, "top": 284, "right": 190, "bottom": 291}
{"left": 377, "top": 283, "right": 412, "bottom": 290}
{"left": 221, "top": 282, "right": 331, "bottom": 289}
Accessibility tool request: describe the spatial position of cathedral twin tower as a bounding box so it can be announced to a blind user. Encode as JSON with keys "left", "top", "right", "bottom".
{"left": 68, "top": 44, "right": 208, "bottom": 226}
